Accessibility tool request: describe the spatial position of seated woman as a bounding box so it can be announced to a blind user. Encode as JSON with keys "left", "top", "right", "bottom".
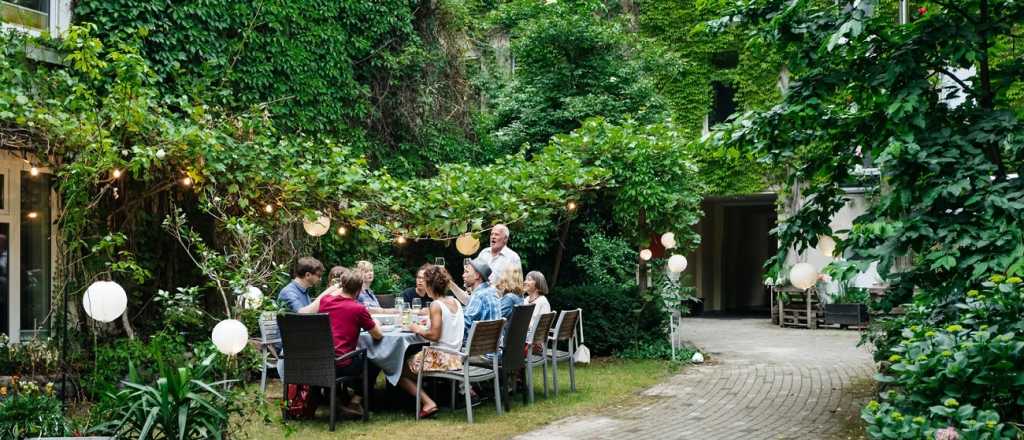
{"left": 524, "top": 271, "right": 552, "bottom": 353}
{"left": 355, "top": 260, "right": 385, "bottom": 312}
{"left": 299, "top": 267, "right": 383, "bottom": 414}
{"left": 398, "top": 264, "right": 464, "bottom": 419}
{"left": 495, "top": 267, "right": 525, "bottom": 319}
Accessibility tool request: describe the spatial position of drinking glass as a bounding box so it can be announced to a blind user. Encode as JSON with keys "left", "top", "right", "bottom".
{"left": 395, "top": 298, "right": 405, "bottom": 313}
{"left": 434, "top": 257, "right": 445, "bottom": 267}
{"left": 411, "top": 298, "right": 422, "bottom": 313}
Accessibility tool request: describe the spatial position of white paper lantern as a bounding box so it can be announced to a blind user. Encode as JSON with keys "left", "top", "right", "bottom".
{"left": 639, "top": 249, "right": 653, "bottom": 261}
{"left": 789, "top": 263, "right": 818, "bottom": 290}
{"left": 455, "top": 233, "right": 480, "bottom": 256}
{"left": 817, "top": 235, "right": 837, "bottom": 258}
{"left": 82, "top": 281, "right": 128, "bottom": 323}
{"left": 660, "top": 232, "right": 676, "bottom": 250}
{"left": 667, "top": 254, "right": 688, "bottom": 273}
{"left": 212, "top": 319, "right": 249, "bottom": 355}
{"left": 302, "top": 215, "right": 331, "bottom": 237}
{"left": 242, "top": 286, "right": 263, "bottom": 310}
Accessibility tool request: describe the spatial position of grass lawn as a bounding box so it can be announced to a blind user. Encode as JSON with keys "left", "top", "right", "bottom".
{"left": 240, "top": 357, "right": 680, "bottom": 439}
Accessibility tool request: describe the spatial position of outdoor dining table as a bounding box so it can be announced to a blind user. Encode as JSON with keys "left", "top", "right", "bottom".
{"left": 357, "top": 328, "right": 428, "bottom": 385}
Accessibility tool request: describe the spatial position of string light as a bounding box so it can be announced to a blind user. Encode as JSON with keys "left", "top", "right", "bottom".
{"left": 263, "top": 204, "right": 274, "bottom": 214}
{"left": 396, "top": 236, "right": 407, "bottom": 245}
{"left": 181, "top": 176, "right": 193, "bottom": 187}
{"left": 337, "top": 226, "right": 348, "bottom": 236}
{"left": 567, "top": 201, "right": 578, "bottom": 211}
{"left": 112, "top": 169, "right": 122, "bottom": 179}
{"left": 29, "top": 167, "right": 39, "bottom": 176}
{"left": 27, "top": 212, "right": 38, "bottom": 219}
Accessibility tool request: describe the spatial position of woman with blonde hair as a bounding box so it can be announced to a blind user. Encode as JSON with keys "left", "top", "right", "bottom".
{"left": 494, "top": 266, "right": 525, "bottom": 319}
{"left": 354, "top": 260, "right": 383, "bottom": 311}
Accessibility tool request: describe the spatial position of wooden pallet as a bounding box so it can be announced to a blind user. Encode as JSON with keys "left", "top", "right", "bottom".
{"left": 777, "top": 287, "right": 820, "bottom": 329}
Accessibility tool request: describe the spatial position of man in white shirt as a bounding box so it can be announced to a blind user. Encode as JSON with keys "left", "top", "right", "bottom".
{"left": 474, "top": 224, "right": 522, "bottom": 285}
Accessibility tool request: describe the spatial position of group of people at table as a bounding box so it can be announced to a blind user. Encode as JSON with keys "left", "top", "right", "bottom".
{"left": 275, "top": 224, "right": 552, "bottom": 418}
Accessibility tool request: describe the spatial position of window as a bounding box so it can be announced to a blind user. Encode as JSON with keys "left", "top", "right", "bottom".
{"left": 19, "top": 170, "right": 51, "bottom": 338}
{"left": 1, "top": 0, "right": 70, "bottom": 35}
{"left": 709, "top": 81, "right": 738, "bottom": 126}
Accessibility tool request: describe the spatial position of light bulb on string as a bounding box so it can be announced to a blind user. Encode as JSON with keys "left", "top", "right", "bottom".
{"left": 396, "top": 236, "right": 407, "bottom": 245}
{"left": 263, "top": 204, "right": 274, "bottom": 214}
{"left": 181, "top": 176, "right": 193, "bottom": 187}
{"left": 567, "top": 201, "right": 578, "bottom": 212}
{"left": 639, "top": 249, "right": 653, "bottom": 261}
{"left": 337, "top": 226, "right": 348, "bottom": 236}
{"left": 29, "top": 166, "right": 39, "bottom": 176}
{"left": 112, "top": 169, "right": 122, "bottom": 179}
{"left": 27, "top": 212, "right": 38, "bottom": 219}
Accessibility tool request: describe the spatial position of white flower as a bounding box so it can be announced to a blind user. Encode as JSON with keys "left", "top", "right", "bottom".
{"left": 156, "top": 149, "right": 167, "bottom": 159}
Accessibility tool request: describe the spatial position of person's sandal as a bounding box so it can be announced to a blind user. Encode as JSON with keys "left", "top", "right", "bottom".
{"left": 417, "top": 406, "right": 439, "bottom": 419}
{"left": 339, "top": 401, "right": 364, "bottom": 418}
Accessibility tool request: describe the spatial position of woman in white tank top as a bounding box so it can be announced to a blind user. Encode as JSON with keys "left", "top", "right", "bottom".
{"left": 398, "top": 264, "right": 464, "bottom": 418}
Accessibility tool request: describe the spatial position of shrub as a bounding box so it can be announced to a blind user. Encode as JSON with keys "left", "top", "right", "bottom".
{"left": 548, "top": 284, "right": 667, "bottom": 356}
{"left": 91, "top": 354, "right": 237, "bottom": 439}
{"left": 0, "top": 334, "right": 60, "bottom": 376}
{"left": 573, "top": 224, "right": 638, "bottom": 288}
{"left": 0, "top": 378, "right": 70, "bottom": 438}
{"left": 84, "top": 331, "right": 190, "bottom": 401}
{"left": 867, "top": 276, "right": 1024, "bottom": 437}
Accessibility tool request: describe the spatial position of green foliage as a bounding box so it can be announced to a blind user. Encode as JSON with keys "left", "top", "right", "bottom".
{"left": 548, "top": 284, "right": 667, "bottom": 356}
{"left": 862, "top": 399, "right": 1015, "bottom": 440}
{"left": 552, "top": 117, "right": 705, "bottom": 248}
{"left": 0, "top": 334, "right": 60, "bottom": 376}
{"left": 618, "top": 337, "right": 694, "bottom": 362}
{"left": 92, "top": 354, "right": 237, "bottom": 439}
{"left": 484, "top": 0, "right": 668, "bottom": 152}
{"left": 84, "top": 331, "right": 190, "bottom": 401}
{"left": 154, "top": 287, "right": 206, "bottom": 336}
{"left": 573, "top": 224, "right": 638, "bottom": 288}
{"left": 0, "top": 379, "right": 71, "bottom": 438}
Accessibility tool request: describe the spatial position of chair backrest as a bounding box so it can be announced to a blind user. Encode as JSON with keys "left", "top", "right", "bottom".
{"left": 501, "top": 304, "right": 535, "bottom": 370}
{"left": 465, "top": 318, "right": 506, "bottom": 357}
{"left": 259, "top": 312, "right": 281, "bottom": 344}
{"left": 277, "top": 313, "right": 336, "bottom": 387}
{"left": 377, "top": 294, "right": 396, "bottom": 309}
{"left": 552, "top": 309, "right": 581, "bottom": 342}
{"left": 531, "top": 312, "right": 557, "bottom": 346}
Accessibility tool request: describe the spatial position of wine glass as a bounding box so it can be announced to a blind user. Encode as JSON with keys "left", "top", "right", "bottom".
{"left": 434, "top": 257, "right": 446, "bottom": 267}
{"left": 412, "top": 298, "right": 422, "bottom": 313}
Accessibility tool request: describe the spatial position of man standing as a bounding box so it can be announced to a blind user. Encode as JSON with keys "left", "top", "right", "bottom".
{"left": 462, "top": 260, "right": 500, "bottom": 341}
{"left": 277, "top": 257, "right": 324, "bottom": 312}
{"left": 474, "top": 224, "right": 522, "bottom": 285}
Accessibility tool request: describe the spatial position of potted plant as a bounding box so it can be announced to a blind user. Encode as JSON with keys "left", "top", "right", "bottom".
{"left": 821, "top": 263, "right": 870, "bottom": 326}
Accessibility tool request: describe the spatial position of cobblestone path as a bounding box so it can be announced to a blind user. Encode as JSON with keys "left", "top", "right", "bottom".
{"left": 517, "top": 318, "right": 875, "bottom": 440}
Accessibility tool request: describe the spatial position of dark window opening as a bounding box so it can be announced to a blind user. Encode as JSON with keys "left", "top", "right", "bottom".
{"left": 709, "top": 81, "right": 737, "bottom": 126}
{"left": 711, "top": 51, "right": 739, "bottom": 70}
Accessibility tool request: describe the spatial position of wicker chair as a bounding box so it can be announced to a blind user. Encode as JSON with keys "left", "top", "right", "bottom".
{"left": 376, "top": 294, "right": 395, "bottom": 309}
{"left": 278, "top": 313, "right": 369, "bottom": 431}
{"left": 548, "top": 309, "right": 581, "bottom": 396}
{"left": 471, "top": 304, "right": 535, "bottom": 410}
{"left": 415, "top": 318, "right": 505, "bottom": 423}
{"left": 256, "top": 312, "right": 282, "bottom": 393}
{"left": 525, "top": 311, "right": 557, "bottom": 403}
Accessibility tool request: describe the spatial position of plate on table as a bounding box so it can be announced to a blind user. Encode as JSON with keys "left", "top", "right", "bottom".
{"left": 379, "top": 324, "right": 396, "bottom": 332}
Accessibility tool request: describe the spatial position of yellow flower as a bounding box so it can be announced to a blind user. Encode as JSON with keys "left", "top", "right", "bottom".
{"left": 926, "top": 331, "right": 937, "bottom": 337}
{"left": 892, "top": 411, "right": 904, "bottom": 422}
{"left": 916, "top": 355, "right": 928, "bottom": 362}
{"left": 979, "top": 325, "right": 989, "bottom": 331}
{"left": 967, "top": 290, "right": 979, "bottom": 297}
{"left": 910, "top": 325, "right": 920, "bottom": 332}
{"left": 944, "top": 398, "right": 959, "bottom": 407}
{"left": 0, "top": 386, "right": 6, "bottom": 397}
{"left": 913, "top": 416, "right": 926, "bottom": 424}
{"left": 990, "top": 275, "right": 1005, "bottom": 283}
{"left": 867, "top": 400, "right": 880, "bottom": 411}
{"left": 946, "top": 325, "right": 963, "bottom": 332}
{"left": 986, "top": 420, "right": 996, "bottom": 429}
{"left": 1007, "top": 277, "right": 1022, "bottom": 284}
{"left": 889, "top": 354, "right": 902, "bottom": 362}
{"left": 941, "top": 350, "right": 953, "bottom": 357}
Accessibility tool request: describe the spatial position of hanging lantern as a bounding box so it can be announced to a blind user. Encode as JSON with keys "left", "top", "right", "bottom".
{"left": 211, "top": 319, "right": 249, "bottom": 355}
{"left": 242, "top": 286, "right": 263, "bottom": 309}
{"left": 455, "top": 233, "right": 480, "bottom": 256}
{"left": 639, "top": 249, "right": 653, "bottom": 261}
{"left": 82, "top": 281, "right": 128, "bottom": 323}
{"left": 661, "top": 232, "right": 677, "bottom": 250}
{"left": 667, "top": 254, "right": 688, "bottom": 273}
{"left": 302, "top": 214, "right": 331, "bottom": 237}
{"left": 789, "top": 263, "right": 818, "bottom": 290}
{"left": 817, "top": 235, "right": 837, "bottom": 258}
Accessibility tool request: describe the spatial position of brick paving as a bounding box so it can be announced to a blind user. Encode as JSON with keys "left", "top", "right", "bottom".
{"left": 517, "top": 317, "right": 875, "bottom": 440}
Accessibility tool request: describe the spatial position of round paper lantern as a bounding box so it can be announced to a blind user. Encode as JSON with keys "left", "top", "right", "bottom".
{"left": 242, "top": 286, "right": 263, "bottom": 310}
{"left": 667, "top": 254, "right": 688, "bottom": 273}
{"left": 789, "top": 263, "right": 818, "bottom": 290}
{"left": 660, "top": 232, "right": 677, "bottom": 250}
{"left": 212, "top": 319, "right": 249, "bottom": 355}
{"left": 455, "top": 233, "right": 480, "bottom": 256}
{"left": 82, "top": 281, "right": 127, "bottom": 323}
{"left": 817, "top": 235, "right": 837, "bottom": 258}
{"left": 302, "top": 214, "right": 331, "bottom": 237}
{"left": 639, "top": 249, "right": 653, "bottom": 261}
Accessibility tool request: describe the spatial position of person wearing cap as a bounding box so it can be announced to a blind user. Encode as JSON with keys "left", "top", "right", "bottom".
{"left": 474, "top": 224, "right": 521, "bottom": 285}
{"left": 459, "top": 259, "right": 500, "bottom": 341}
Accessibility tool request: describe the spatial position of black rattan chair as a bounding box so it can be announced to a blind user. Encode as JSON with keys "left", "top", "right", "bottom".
{"left": 278, "top": 313, "right": 369, "bottom": 431}
{"left": 548, "top": 309, "right": 581, "bottom": 396}
{"left": 525, "top": 311, "right": 557, "bottom": 403}
{"left": 377, "top": 294, "right": 395, "bottom": 309}
{"left": 415, "top": 318, "right": 505, "bottom": 423}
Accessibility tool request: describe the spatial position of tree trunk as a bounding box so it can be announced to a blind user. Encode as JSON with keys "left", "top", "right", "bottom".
{"left": 638, "top": 209, "right": 649, "bottom": 292}
{"left": 550, "top": 217, "right": 572, "bottom": 288}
